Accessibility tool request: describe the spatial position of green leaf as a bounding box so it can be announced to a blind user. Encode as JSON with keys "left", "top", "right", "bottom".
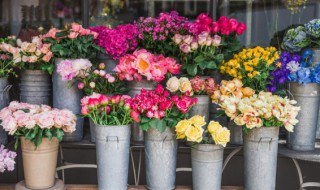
{"left": 194, "top": 55, "right": 205, "bottom": 63}
{"left": 45, "top": 129, "right": 53, "bottom": 140}
{"left": 206, "top": 61, "right": 217, "bottom": 69}
{"left": 141, "top": 123, "right": 149, "bottom": 131}
{"left": 55, "top": 129, "right": 64, "bottom": 141}
{"left": 187, "top": 64, "right": 198, "bottom": 76}
{"left": 149, "top": 118, "right": 159, "bottom": 129}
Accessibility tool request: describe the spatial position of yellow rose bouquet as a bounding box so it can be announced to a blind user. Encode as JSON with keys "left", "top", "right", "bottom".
{"left": 175, "top": 115, "right": 230, "bottom": 147}
{"left": 220, "top": 46, "right": 280, "bottom": 92}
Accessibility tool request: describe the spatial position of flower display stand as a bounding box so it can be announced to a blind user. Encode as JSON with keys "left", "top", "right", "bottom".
{"left": 15, "top": 179, "right": 65, "bottom": 190}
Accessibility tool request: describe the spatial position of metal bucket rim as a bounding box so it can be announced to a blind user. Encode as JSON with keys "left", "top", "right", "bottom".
{"left": 191, "top": 143, "right": 224, "bottom": 152}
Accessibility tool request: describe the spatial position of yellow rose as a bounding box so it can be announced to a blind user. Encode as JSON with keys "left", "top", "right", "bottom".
{"left": 166, "top": 76, "right": 180, "bottom": 92}
{"left": 175, "top": 120, "right": 191, "bottom": 139}
{"left": 179, "top": 77, "right": 193, "bottom": 93}
{"left": 185, "top": 126, "right": 204, "bottom": 143}
{"left": 212, "top": 127, "right": 230, "bottom": 147}
{"left": 207, "top": 121, "right": 222, "bottom": 134}
{"left": 189, "top": 115, "right": 206, "bottom": 128}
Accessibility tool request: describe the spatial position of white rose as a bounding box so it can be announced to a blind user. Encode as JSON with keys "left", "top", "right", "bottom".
{"left": 166, "top": 77, "right": 180, "bottom": 92}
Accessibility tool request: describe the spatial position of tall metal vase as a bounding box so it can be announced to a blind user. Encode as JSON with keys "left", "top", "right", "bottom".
{"left": 244, "top": 127, "right": 279, "bottom": 190}
{"left": 19, "top": 70, "right": 51, "bottom": 105}
{"left": 53, "top": 59, "right": 84, "bottom": 142}
{"left": 97, "top": 52, "right": 118, "bottom": 73}
{"left": 191, "top": 144, "right": 224, "bottom": 190}
{"left": 127, "top": 79, "right": 157, "bottom": 144}
{"left": 311, "top": 49, "right": 320, "bottom": 139}
{"left": 0, "top": 77, "right": 11, "bottom": 145}
{"left": 145, "top": 127, "right": 177, "bottom": 190}
{"left": 95, "top": 124, "right": 131, "bottom": 190}
{"left": 287, "top": 82, "right": 320, "bottom": 151}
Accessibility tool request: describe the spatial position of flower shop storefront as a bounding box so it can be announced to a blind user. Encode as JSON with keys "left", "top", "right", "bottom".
{"left": 2, "top": 0, "right": 320, "bottom": 190}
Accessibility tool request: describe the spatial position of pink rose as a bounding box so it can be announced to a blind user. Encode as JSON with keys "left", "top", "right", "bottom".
{"left": 176, "top": 100, "right": 188, "bottom": 113}
{"left": 183, "top": 35, "right": 193, "bottom": 45}
{"left": 42, "top": 52, "right": 52, "bottom": 62}
{"left": 80, "top": 29, "right": 91, "bottom": 36}
{"left": 191, "top": 41, "right": 199, "bottom": 50}
{"left": 2, "top": 116, "right": 17, "bottom": 135}
{"left": 71, "top": 23, "right": 83, "bottom": 32}
{"left": 205, "top": 78, "right": 219, "bottom": 95}
{"left": 40, "top": 44, "right": 51, "bottom": 54}
{"left": 211, "top": 22, "right": 220, "bottom": 33}
{"left": 68, "top": 32, "right": 79, "bottom": 39}
{"left": 229, "top": 18, "right": 238, "bottom": 31}
{"left": 236, "top": 23, "right": 246, "bottom": 35}
{"left": 146, "top": 111, "right": 154, "bottom": 118}
{"left": 81, "top": 106, "right": 89, "bottom": 115}
{"left": 212, "top": 35, "right": 221, "bottom": 46}
{"left": 38, "top": 113, "right": 54, "bottom": 129}
{"left": 27, "top": 55, "right": 37, "bottom": 63}
{"left": 130, "top": 110, "right": 140, "bottom": 122}
{"left": 173, "top": 34, "right": 183, "bottom": 44}
{"left": 78, "top": 82, "right": 85, "bottom": 90}
{"left": 47, "top": 28, "right": 58, "bottom": 39}
{"left": 180, "top": 44, "right": 191, "bottom": 53}
{"left": 107, "top": 76, "right": 116, "bottom": 83}
{"left": 190, "top": 76, "right": 205, "bottom": 92}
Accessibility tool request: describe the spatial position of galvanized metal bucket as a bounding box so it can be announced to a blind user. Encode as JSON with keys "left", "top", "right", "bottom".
{"left": 0, "top": 77, "right": 11, "bottom": 145}
{"left": 53, "top": 59, "right": 84, "bottom": 142}
{"left": 145, "top": 127, "right": 177, "bottom": 190}
{"left": 287, "top": 82, "right": 320, "bottom": 151}
{"left": 89, "top": 118, "right": 96, "bottom": 143}
{"left": 190, "top": 95, "right": 210, "bottom": 124}
{"left": 228, "top": 120, "right": 243, "bottom": 145}
{"left": 191, "top": 144, "right": 224, "bottom": 190}
{"left": 127, "top": 79, "right": 157, "bottom": 144}
{"left": 97, "top": 53, "right": 118, "bottom": 73}
{"left": 20, "top": 70, "right": 51, "bottom": 105}
{"left": 244, "top": 127, "right": 279, "bottom": 190}
{"left": 95, "top": 124, "right": 131, "bottom": 190}
{"left": 311, "top": 49, "right": 320, "bottom": 139}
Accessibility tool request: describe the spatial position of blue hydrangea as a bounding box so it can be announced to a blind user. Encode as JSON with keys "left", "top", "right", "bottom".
{"left": 305, "top": 19, "right": 320, "bottom": 38}
{"left": 282, "top": 26, "right": 310, "bottom": 52}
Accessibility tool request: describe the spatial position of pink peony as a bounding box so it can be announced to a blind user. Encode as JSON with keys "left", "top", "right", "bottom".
{"left": 71, "top": 23, "right": 83, "bottom": 32}
{"left": 38, "top": 113, "right": 55, "bottom": 129}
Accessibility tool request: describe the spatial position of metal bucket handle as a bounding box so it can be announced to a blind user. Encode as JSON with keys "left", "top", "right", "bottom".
{"left": 106, "top": 136, "right": 119, "bottom": 149}
{"left": 257, "top": 137, "right": 274, "bottom": 151}
{"left": 0, "top": 85, "right": 12, "bottom": 101}
{"left": 162, "top": 135, "right": 168, "bottom": 149}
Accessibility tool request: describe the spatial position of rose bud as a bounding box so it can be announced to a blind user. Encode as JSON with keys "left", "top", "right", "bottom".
{"left": 99, "top": 63, "right": 106, "bottom": 70}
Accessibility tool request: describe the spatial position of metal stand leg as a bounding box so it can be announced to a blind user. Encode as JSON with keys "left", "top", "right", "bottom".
{"left": 130, "top": 148, "right": 143, "bottom": 186}
{"left": 291, "top": 158, "right": 320, "bottom": 190}
{"left": 223, "top": 146, "right": 243, "bottom": 172}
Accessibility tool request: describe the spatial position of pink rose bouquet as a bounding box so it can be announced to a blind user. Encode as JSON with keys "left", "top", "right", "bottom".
{"left": 90, "top": 24, "right": 138, "bottom": 60}
{"left": 81, "top": 93, "right": 134, "bottom": 125}
{"left": 0, "top": 36, "right": 19, "bottom": 77}
{"left": 14, "top": 36, "right": 54, "bottom": 74}
{"left": 114, "top": 49, "right": 181, "bottom": 82}
{"left": 135, "top": 11, "right": 191, "bottom": 56}
{"left": 43, "top": 23, "right": 101, "bottom": 59}
{"left": 0, "top": 101, "right": 76, "bottom": 148}
{"left": 131, "top": 84, "right": 197, "bottom": 132}
{"left": 57, "top": 58, "right": 92, "bottom": 81}
{"left": 76, "top": 63, "right": 127, "bottom": 95}
{"left": 0, "top": 145, "right": 17, "bottom": 173}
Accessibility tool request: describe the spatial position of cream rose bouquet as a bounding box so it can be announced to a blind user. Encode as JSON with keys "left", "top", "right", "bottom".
{"left": 175, "top": 115, "right": 230, "bottom": 147}
{"left": 0, "top": 101, "right": 76, "bottom": 148}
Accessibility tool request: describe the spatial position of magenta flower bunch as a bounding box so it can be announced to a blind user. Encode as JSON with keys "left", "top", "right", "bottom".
{"left": 90, "top": 24, "right": 139, "bottom": 60}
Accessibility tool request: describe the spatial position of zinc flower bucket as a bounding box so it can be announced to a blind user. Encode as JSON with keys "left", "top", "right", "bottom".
{"left": 228, "top": 120, "right": 243, "bottom": 145}
{"left": 287, "top": 82, "right": 320, "bottom": 151}
{"left": 311, "top": 49, "right": 320, "bottom": 139}
{"left": 0, "top": 77, "right": 11, "bottom": 145}
{"left": 95, "top": 124, "right": 131, "bottom": 190}
{"left": 89, "top": 118, "right": 96, "bottom": 143}
{"left": 145, "top": 127, "right": 177, "bottom": 190}
{"left": 21, "top": 137, "right": 59, "bottom": 189}
{"left": 244, "top": 127, "right": 279, "bottom": 190}
{"left": 191, "top": 144, "right": 224, "bottom": 190}
{"left": 190, "top": 95, "right": 210, "bottom": 127}
{"left": 53, "top": 59, "right": 84, "bottom": 142}
{"left": 19, "top": 70, "right": 51, "bottom": 105}
{"left": 127, "top": 79, "right": 157, "bottom": 144}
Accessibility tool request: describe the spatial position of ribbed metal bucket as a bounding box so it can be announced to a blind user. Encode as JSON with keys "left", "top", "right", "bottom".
{"left": 145, "top": 127, "right": 177, "bottom": 190}
{"left": 53, "top": 59, "right": 84, "bottom": 142}
{"left": 127, "top": 79, "right": 157, "bottom": 144}
{"left": 244, "top": 127, "right": 279, "bottom": 190}
{"left": 311, "top": 49, "right": 320, "bottom": 139}
{"left": 0, "top": 77, "right": 11, "bottom": 145}
{"left": 287, "top": 82, "right": 320, "bottom": 151}
{"left": 95, "top": 124, "right": 131, "bottom": 190}
{"left": 191, "top": 144, "right": 224, "bottom": 190}
{"left": 228, "top": 120, "right": 243, "bottom": 145}
{"left": 19, "top": 70, "right": 51, "bottom": 105}
{"left": 21, "top": 137, "right": 59, "bottom": 189}
{"left": 89, "top": 118, "right": 96, "bottom": 143}
{"left": 97, "top": 53, "right": 118, "bottom": 73}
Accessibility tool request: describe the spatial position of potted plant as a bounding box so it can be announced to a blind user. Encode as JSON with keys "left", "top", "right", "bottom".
{"left": 0, "top": 145, "right": 16, "bottom": 173}
{"left": 81, "top": 93, "right": 134, "bottom": 190}
{"left": 131, "top": 84, "right": 197, "bottom": 190}
{"left": 0, "top": 101, "right": 76, "bottom": 189}
{"left": 175, "top": 115, "right": 230, "bottom": 190}
{"left": 214, "top": 90, "right": 300, "bottom": 190}
{"left": 14, "top": 36, "right": 53, "bottom": 105}
{"left": 166, "top": 76, "right": 219, "bottom": 127}
{"left": 285, "top": 49, "right": 320, "bottom": 151}
{"left": 43, "top": 22, "right": 101, "bottom": 141}
{"left": 114, "top": 49, "right": 181, "bottom": 143}
{"left": 90, "top": 24, "right": 138, "bottom": 73}
{"left": 0, "top": 36, "right": 18, "bottom": 144}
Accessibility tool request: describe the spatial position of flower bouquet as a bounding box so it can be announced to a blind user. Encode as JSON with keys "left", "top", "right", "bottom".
{"left": 135, "top": 11, "right": 190, "bottom": 56}
{"left": 220, "top": 46, "right": 280, "bottom": 92}
{"left": 80, "top": 93, "right": 134, "bottom": 189}
{"left": 175, "top": 115, "right": 230, "bottom": 190}
{"left": 176, "top": 14, "right": 246, "bottom": 77}
{"left": 0, "top": 101, "right": 76, "bottom": 189}
{"left": 0, "top": 145, "right": 16, "bottom": 173}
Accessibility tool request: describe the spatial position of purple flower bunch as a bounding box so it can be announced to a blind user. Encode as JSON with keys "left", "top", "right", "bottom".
{"left": 0, "top": 145, "right": 16, "bottom": 173}
{"left": 267, "top": 52, "right": 300, "bottom": 92}
{"left": 90, "top": 24, "right": 138, "bottom": 60}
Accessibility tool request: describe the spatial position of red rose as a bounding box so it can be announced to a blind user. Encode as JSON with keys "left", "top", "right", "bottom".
{"left": 130, "top": 110, "right": 140, "bottom": 123}
{"left": 211, "top": 22, "right": 220, "bottom": 33}
{"left": 229, "top": 18, "right": 238, "bottom": 31}
{"left": 236, "top": 23, "right": 246, "bottom": 35}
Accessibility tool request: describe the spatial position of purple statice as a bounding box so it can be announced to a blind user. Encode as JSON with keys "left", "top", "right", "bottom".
{"left": 90, "top": 24, "right": 138, "bottom": 60}
{"left": 0, "top": 145, "right": 17, "bottom": 173}
{"left": 134, "top": 11, "right": 190, "bottom": 55}
{"left": 267, "top": 52, "right": 300, "bottom": 92}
